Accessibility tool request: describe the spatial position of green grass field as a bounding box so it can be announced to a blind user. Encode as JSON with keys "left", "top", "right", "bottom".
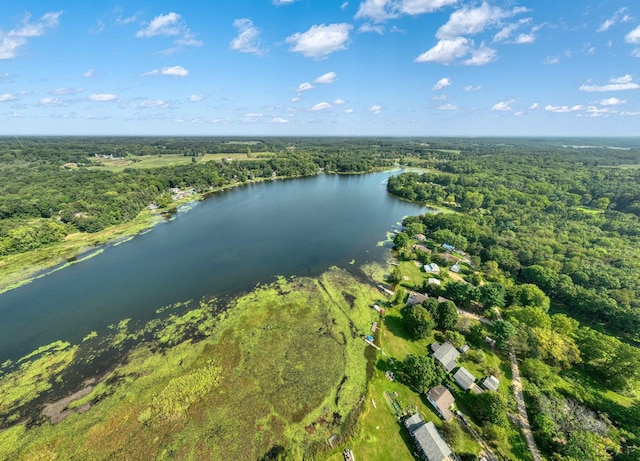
{"left": 89, "top": 153, "right": 254, "bottom": 172}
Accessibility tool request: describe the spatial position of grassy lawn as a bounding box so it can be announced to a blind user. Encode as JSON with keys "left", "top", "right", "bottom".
{"left": 89, "top": 153, "right": 254, "bottom": 172}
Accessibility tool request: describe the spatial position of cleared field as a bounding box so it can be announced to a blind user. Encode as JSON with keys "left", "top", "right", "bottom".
{"left": 89, "top": 153, "right": 254, "bottom": 172}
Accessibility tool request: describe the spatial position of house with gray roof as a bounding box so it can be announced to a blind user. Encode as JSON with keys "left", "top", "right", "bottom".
{"left": 431, "top": 341, "right": 460, "bottom": 372}
{"left": 407, "top": 291, "right": 428, "bottom": 306}
{"left": 453, "top": 366, "right": 476, "bottom": 391}
{"left": 404, "top": 414, "right": 453, "bottom": 461}
{"left": 426, "top": 385, "right": 455, "bottom": 422}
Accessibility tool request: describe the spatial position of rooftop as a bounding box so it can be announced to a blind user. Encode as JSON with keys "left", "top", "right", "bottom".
{"left": 453, "top": 366, "right": 476, "bottom": 391}
{"left": 404, "top": 414, "right": 453, "bottom": 461}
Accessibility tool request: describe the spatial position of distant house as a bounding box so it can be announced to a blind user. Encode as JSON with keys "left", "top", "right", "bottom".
{"left": 413, "top": 244, "right": 431, "bottom": 254}
{"left": 407, "top": 291, "right": 429, "bottom": 306}
{"left": 432, "top": 342, "right": 460, "bottom": 372}
{"left": 453, "top": 367, "right": 476, "bottom": 391}
{"left": 424, "top": 263, "right": 440, "bottom": 274}
{"left": 481, "top": 375, "right": 500, "bottom": 392}
{"left": 439, "top": 253, "right": 460, "bottom": 264}
{"left": 437, "top": 296, "right": 454, "bottom": 304}
{"left": 404, "top": 414, "right": 453, "bottom": 461}
{"left": 427, "top": 278, "right": 441, "bottom": 286}
{"left": 459, "top": 344, "right": 470, "bottom": 354}
{"left": 450, "top": 263, "right": 461, "bottom": 273}
{"left": 415, "top": 234, "right": 427, "bottom": 242}
{"left": 427, "top": 385, "right": 456, "bottom": 422}
{"left": 442, "top": 243, "right": 455, "bottom": 252}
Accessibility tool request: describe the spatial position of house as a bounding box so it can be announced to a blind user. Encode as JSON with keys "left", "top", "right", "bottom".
{"left": 404, "top": 414, "right": 453, "bottom": 461}
{"left": 442, "top": 243, "right": 455, "bottom": 252}
{"left": 427, "top": 385, "right": 455, "bottom": 422}
{"left": 427, "top": 278, "right": 441, "bottom": 286}
{"left": 437, "top": 296, "right": 454, "bottom": 304}
{"left": 481, "top": 375, "right": 500, "bottom": 392}
{"left": 432, "top": 342, "right": 460, "bottom": 372}
{"left": 453, "top": 366, "right": 476, "bottom": 391}
{"left": 407, "top": 291, "right": 428, "bottom": 306}
{"left": 459, "top": 344, "right": 470, "bottom": 353}
{"left": 450, "top": 263, "right": 461, "bottom": 273}
{"left": 424, "top": 263, "right": 440, "bottom": 274}
{"left": 413, "top": 244, "right": 431, "bottom": 254}
{"left": 415, "top": 234, "right": 427, "bottom": 242}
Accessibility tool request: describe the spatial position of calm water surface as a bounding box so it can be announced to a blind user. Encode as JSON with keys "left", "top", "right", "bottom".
{"left": 0, "top": 171, "right": 424, "bottom": 361}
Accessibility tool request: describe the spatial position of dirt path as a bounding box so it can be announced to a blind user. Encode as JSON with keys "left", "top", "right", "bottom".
{"left": 508, "top": 348, "right": 544, "bottom": 461}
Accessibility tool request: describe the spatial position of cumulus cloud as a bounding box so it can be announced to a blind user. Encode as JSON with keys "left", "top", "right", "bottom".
{"left": 432, "top": 77, "right": 452, "bottom": 90}
{"left": 438, "top": 103, "right": 457, "bottom": 110}
{"left": 358, "top": 23, "right": 385, "bottom": 34}
{"left": 464, "top": 85, "right": 482, "bottom": 91}
{"left": 230, "top": 18, "right": 263, "bottom": 55}
{"left": 286, "top": 23, "right": 352, "bottom": 58}
{"left": 271, "top": 117, "right": 290, "bottom": 123}
{"left": 190, "top": 94, "right": 204, "bottom": 102}
{"left": 136, "top": 99, "right": 170, "bottom": 108}
{"left": 491, "top": 99, "right": 515, "bottom": 111}
{"left": 579, "top": 74, "right": 640, "bottom": 92}
{"left": 273, "top": 0, "right": 297, "bottom": 4}
{"left": 599, "top": 97, "right": 626, "bottom": 106}
{"left": 355, "top": 0, "right": 457, "bottom": 23}
{"left": 529, "top": 102, "right": 539, "bottom": 110}
{"left": 369, "top": 104, "right": 382, "bottom": 114}
{"left": 0, "top": 11, "right": 61, "bottom": 60}
{"left": 463, "top": 43, "right": 496, "bottom": 65}
{"left": 344, "top": 108, "right": 355, "bottom": 114}
{"left": 545, "top": 105, "right": 571, "bottom": 113}
{"left": 315, "top": 71, "right": 337, "bottom": 84}
{"left": 0, "top": 93, "right": 16, "bottom": 102}
{"left": 310, "top": 102, "right": 333, "bottom": 111}
{"left": 39, "top": 97, "right": 67, "bottom": 107}
{"left": 143, "top": 65, "right": 189, "bottom": 77}
{"left": 82, "top": 69, "right": 95, "bottom": 78}
{"left": 51, "top": 87, "right": 83, "bottom": 95}
{"left": 88, "top": 93, "right": 117, "bottom": 102}
{"left": 135, "top": 12, "right": 202, "bottom": 53}
{"left": 436, "top": 2, "right": 527, "bottom": 40}
{"left": 626, "top": 26, "right": 640, "bottom": 44}
{"left": 415, "top": 37, "right": 469, "bottom": 64}
{"left": 296, "top": 82, "right": 314, "bottom": 92}
{"left": 333, "top": 98, "right": 346, "bottom": 105}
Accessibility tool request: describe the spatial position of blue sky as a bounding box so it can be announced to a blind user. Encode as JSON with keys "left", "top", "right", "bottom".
{"left": 1, "top": 0, "right": 639, "bottom": 136}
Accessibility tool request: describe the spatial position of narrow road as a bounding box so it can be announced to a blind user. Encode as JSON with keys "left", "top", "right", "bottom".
{"left": 508, "top": 348, "right": 543, "bottom": 461}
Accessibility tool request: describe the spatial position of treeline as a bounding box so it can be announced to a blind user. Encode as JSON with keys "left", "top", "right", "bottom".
{"left": 387, "top": 156, "right": 640, "bottom": 340}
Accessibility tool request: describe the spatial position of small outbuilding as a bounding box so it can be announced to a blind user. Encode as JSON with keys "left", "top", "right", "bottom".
{"left": 424, "top": 263, "right": 441, "bottom": 274}
{"left": 407, "top": 291, "right": 428, "bottom": 306}
{"left": 481, "top": 375, "right": 500, "bottom": 392}
{"left": 453, "top": 366, "right": 476, "bottom": 391}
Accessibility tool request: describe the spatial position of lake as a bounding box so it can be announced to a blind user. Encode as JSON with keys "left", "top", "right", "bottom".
{"left": 0, "top": 171, "right": 424, "bottom": 362}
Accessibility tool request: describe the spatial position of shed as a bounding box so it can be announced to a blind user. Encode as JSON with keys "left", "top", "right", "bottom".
{"left": 424, "top": 263, "right": 440, "bottom": 274}
{"left": 427, "top": 278, "right": 441, "bottom": 286}
{"left": 407, "top": 291, "right": 428, "bottom": 306}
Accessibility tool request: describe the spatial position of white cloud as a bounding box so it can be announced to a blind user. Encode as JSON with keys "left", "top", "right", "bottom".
{"left": 286, "top": 23, "right": 352, "bottom": 58}
{"left": 315, "top": 71, "right": 337, "bottom": 84}
{"left": 51, "top": 87, "right": 83, "bottom": 95}
{"left": 632, "top": 49, "right": 640, "bottom": 58}
{"left": 432, "top": 77, "right": 452, "bottom": 90}
{"left": 230, "top": 18, "right": 263, "bottom": 55}
{"left": 432, "top": 94, "right": 447, "bottom": 101}
{"left": 626, "top": 26, "right": 640, "bottom": 44}
{"left": 135, "top": 12, "right": 201, "bottom": 52}
{"left": 291, "top": 95, "right": 302, "bottom": 103}
{"left": 355, "top": 0, "right": 457, "bottom": 23}
{"left": 190, "top": 94, "right": 204, "bottom": 102}
{"left": 358, "top": 24, "right": 385, "bottom": 34}
{"left": 296, "top": 82, "right": 314, "bottom": 92}
{"left": 39, "top": 97, "right": 67, "bottom": 107}
{"left": 0, "top": 11, "right": 61, "bottom": 60}
{"left": 514, "top": 111, "right": 524, "bottom": 116}
{"left": 82, "top": 69, "right": 95, "bottom": 78}
{"left": 136, "top": 99, "right": 170, "bottom": 108}
{"left": 491, "top": 99, "right": 515, "bottom": 111}
{"left": 545, "top": 105, "right": 571, "bottom": 113}
{"left": 529, "top": 102, "right": 539, "bottom": 110}
{"left": 342, "top": 2, "right": 350, "bottom": 10}
{"left": 273, "top": 0, "right": 297, "bottom": 4}
{"left": 438, "top": 103, "right": 457, "bottom": 110}
{"left": 544, "top": 56, "right": 559, "bottom": 64}
{"left": 271, "top": 117, "right": 290, "bottom": 123}
{"left": 333, "top": 98, "right": 346, "bottom": 105}
{"left": 415, "top": 37, "right": 469, "bottom": 64}
{"left": 464, "top": 85, "right": 481, "bottom": 91}
{"left": 0, "top": 93, "right": 16, "bottom": 102}
{"left": 620, "top": 111, "right": 640, "bottom": 116}
{"left": 436, "top": 2, "right": 527, "bottom": 40}
{"left": 599, "top": 97, "right": 626, "bottom": 106}
{"left": 463, "top": 43, "right": 496, "bottom": 65}
{"left": 311, "top": 102, "right": 333, "bottom": 111}
{"left": 369, "top": 104, "right": 382, "bottom": 114}
{"left": 244, "top": 113, "right": 264, "bottom": 117}
{"left": 598, "top": 8, "right": 632, "bottom": 33}
{"left": 143, "top": 65, "right": 189, "bottom": 77}
{"left": 344, "top": 108, "right": 355, "bottom": 114}
{"left": 514, "top": 33, "right": 535, "bottom": 44}
{"left": 579, "top": 74, "right": 640, "bottom": 92}
{"left": 88, "top": 93, "right": 117, "bottom": 102}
